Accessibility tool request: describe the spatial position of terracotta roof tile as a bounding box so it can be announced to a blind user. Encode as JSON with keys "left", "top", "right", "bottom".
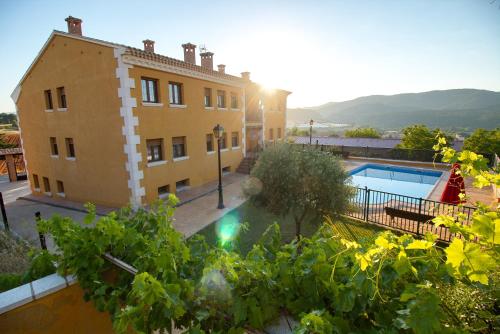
{"left": 124, "top": 47, "right": 244, "bottom": 82}
{"left": 54, "top": 30, "right": 244, "bottom": 83}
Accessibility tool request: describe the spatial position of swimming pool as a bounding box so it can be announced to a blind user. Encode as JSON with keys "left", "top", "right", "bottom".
{"left": 349, "top": 164, "right": 443, "bottom": 199}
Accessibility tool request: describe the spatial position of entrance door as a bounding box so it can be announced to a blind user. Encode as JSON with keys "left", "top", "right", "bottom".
{"left": 246, "top": 128, "right": 262, "bottom": 156}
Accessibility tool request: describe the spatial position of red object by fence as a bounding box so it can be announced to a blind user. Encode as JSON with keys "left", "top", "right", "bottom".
{"left": 440, "top": 163, "right": 465, "bottom": 204}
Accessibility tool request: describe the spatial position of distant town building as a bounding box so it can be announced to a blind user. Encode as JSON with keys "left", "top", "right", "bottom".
{"left": 11, "top": 16, "right": 290, "bottom": 207}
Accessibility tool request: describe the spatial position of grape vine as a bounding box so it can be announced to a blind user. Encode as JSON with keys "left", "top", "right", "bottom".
{"left": 38, "top": 143, "right": 499, "bottom": 333}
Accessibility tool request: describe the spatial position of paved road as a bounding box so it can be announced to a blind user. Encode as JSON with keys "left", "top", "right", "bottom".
{"left": 0, "top": 174, "right": 249, "bottom": 250}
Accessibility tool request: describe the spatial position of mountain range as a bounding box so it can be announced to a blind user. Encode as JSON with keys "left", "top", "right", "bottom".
{"left": 287, "top": 89, "right": 500, "bottom": 130}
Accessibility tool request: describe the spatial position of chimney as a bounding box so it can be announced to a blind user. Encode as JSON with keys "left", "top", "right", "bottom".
{"left": 143, "top": 39, "right": 155, "bottom": 53}
{"left": 200, "top": 51, "right": 214, "bottom": 70}
{"left": 241, "top": 72, "right": 251, "bottom": 81}
{"left": 182, "top": 43, "right": 197, "bottom": 65}
{"left": 65, "top": 16, "right": 82, "bottom": 36}
{"left": 217, "top": 64, "right": 226, "bottom": 74}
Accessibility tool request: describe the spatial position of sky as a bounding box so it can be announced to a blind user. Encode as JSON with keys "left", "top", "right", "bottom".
{"left": 0, "top": 0, "right": 499, "bottom": 111}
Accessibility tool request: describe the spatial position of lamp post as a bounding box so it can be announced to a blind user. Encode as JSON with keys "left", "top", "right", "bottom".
{"left": 213, "top": 124, "right": 225, "bottom": 209}
{"left": 309, "top": 119, "right": 314, "bottom": 145}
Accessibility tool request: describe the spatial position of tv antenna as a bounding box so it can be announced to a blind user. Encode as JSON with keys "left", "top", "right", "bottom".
{"left": 199, "top": 44, "right": 207, "bottom": 53}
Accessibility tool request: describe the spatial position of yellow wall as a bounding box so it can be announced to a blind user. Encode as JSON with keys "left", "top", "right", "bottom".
{"left": 17, "top": 35, "right": 130, "bottom": 207}
{"left": 263, "top": 91, "right": 287, "bottom": 142}
{"left": 16, "top": 33, "right": 289, "bottom": 207}
{"left": 129, "top": 66, "right": 245, "bottom": 202}
{"left": 0, "top": 284, "right": 114, "bottom": 334}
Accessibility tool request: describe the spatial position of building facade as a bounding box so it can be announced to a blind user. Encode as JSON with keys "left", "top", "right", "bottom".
{"left": 11, "top": 17, "right": 290, "bottom": 208}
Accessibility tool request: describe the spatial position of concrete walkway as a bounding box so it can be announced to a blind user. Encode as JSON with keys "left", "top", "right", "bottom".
{"left": 173, "top": 175, "right": 248, "bottom": 237}
{"left": 0, "top": 173, "right": 248, "bottom": 250}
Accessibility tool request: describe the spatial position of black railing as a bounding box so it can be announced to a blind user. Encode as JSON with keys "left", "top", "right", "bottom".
{"left": 294, "top": 142, "right": 495, "bottom": 167}
{"left": 346, "top": 186, "right": 475, "bottom": 242}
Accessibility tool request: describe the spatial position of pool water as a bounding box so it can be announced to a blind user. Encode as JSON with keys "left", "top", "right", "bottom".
{"left": 349, "top": 164, "right": 442, "bottom": 199}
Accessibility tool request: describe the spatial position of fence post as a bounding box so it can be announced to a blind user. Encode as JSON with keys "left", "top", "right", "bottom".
{"left": 365, "top": 146, "right": 369, "bottom": 157}
{"left": 35, "top": 211, "right": 47, "bottom": 250}
{"left": 417, "top": 198, "right": 422, "bottom": 236}
{"left": 315, "top": 139, "right": 319, "bottom": 148}
{"left": 321, "top": 144, "right": 324, "bottom": 151}
{"left": 364, "top": 186, "right": 370, "bottom": 222}
{"left": 0, "top": 192, "right": 9, "bottom": 232}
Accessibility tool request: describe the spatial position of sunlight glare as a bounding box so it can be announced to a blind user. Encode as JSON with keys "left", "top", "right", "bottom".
{"left": 215, "top": 211, "right": 242, "bottom": 247}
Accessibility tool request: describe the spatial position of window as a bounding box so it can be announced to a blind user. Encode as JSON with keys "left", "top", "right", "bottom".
{"left": 158, "top": 185, "right": 170, "bottom": 199}
{"left": 277, "top": 128, "right": 282, "bottom": 139}
{"left": 206, "top": 134, "right": 214, "bottom": 152}
{"left": 141, "top": 78, "right": 158, "bottom": 103}
{"left": 169, "top": 82, "right": 183, "bottom": 105}
{"left": 230, "top": 93, "right": 238, "bottom": 109}
{"left": 65, "top": 138, "right": 75, "bottom": 158}
{"left": 33, "top": 174, "right": 40, "bottom": 189}
{"left": 231, "top": 132, "right": 239, "bottom": 147}
{"left": 217, "top": 90, "right": 226, "bottom": 108}
{"left": 172, "top": 136, "right": 187, "bottom": 158}
{"left": 43, "top": 177, "right": 51, "bottom": 193}
{"left": 56, "top": 180, "right": 65, "bottom": 194}
{"left": 269, "top": 128, "right": 274, "bottom": 140}
{"left": 57, "top": 87, "right": 67, "bottom": 108}
{"left": 204, "top": 88, "right": 212, "bottom": 107}
{"left": 222, "top": 166, "right": 231, "bottom": 174}
{"left": 44, "top": 90, "right": 53, "bottom": 110}
{"left": 220, "top": 133, "right": 227, "bottom": 149}
{"left": 176, "top": 179, "right": 190, "bottom": 192}
{"left": 49, "top": 137, "right": 58, "bottom": 156}
{"left": 146, "top": 139, "right": 163, "bottom": 162}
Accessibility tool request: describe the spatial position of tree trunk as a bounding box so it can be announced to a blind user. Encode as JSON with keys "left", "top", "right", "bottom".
{"left": 294, "top": 209, "right": 308, "bottom": 241}
{"left": 295, "top": 218, "right": 301, "bottom": 241}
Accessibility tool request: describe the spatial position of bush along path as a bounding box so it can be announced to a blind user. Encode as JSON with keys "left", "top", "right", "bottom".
{"left": 38, "top": 144, "right": 498, "bottom": 334}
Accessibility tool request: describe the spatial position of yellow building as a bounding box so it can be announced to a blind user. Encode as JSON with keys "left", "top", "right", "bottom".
{"left": 11, "top": 16, "right": 290, "bottom": 208}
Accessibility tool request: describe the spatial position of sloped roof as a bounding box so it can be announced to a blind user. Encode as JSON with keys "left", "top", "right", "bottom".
{"left": 124, "top": 46, "right": 244, "bottom": 82}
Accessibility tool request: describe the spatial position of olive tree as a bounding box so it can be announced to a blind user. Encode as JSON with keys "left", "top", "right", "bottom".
{"left": 244, "top": 143, "right": 354, "bottom": 239}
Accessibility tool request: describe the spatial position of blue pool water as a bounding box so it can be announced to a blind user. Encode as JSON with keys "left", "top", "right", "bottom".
{"left": 349, "top": 164, "right": 442, "bottom": 199}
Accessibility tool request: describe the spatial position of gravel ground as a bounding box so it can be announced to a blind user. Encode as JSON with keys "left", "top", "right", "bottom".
{"left": 0, "top": 230, "right": 31, "bottom": 274}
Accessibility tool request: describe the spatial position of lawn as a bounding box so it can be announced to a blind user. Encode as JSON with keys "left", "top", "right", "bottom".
{"left": 194, "top": 201, "right": 382, "bottom": 254}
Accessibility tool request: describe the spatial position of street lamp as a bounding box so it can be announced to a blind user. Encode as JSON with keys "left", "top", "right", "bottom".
{"left": 213, "top": 124, "right": 225, "bottom": 209}
{"left": 309, "top": 119, "right": 314, "bottom": 145}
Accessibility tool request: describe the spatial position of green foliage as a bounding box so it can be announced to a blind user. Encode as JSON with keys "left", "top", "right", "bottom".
{"left": 244, "top": 143, "right": 354, "bottom": 238}
{"left": 398, "top": 124, "right": 453, "bottom": 150}
{"left": 344, "top": 127, "right": 381, "bottom": 138}
{"left": 0, "top": 273, "right": 23, "bottom": 292}
{"left": 463, "top": 128, "right": 500, "bottom": 156}
{"left": 0, "top": 250, "right": 56, "bottom": 292}
{"left": 22, "top": 250, "right": 57, "bottom": 282}
{"left": 42, "top": 200, "right": 499, "bottom": 333}
{"left": 0, "top": 113, "right": 18, "bottom": 129}
{"left": 288, "top": 127, "right": 310, "bottom": 137}
{"left": 40, "top": 144, "right": 499, "bottom": 334}
{"left": 437, "top": 278, "right": 500, "bottom": 332}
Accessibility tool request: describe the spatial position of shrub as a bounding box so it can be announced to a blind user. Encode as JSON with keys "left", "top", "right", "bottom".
{"left": 244, "top": 143, "right": 354, "bottom": 238}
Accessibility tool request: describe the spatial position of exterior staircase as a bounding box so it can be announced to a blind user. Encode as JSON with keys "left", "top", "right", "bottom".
{"left": 236, "top": 156, "right": 257, "bottom": 174}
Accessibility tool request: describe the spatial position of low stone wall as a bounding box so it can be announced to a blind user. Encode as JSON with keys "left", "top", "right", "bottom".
{"left": 0, "top": 273, "right": 113, "bottom": 333}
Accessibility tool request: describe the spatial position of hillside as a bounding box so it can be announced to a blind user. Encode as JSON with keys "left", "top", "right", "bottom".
{"left": 288, "top": 89, "right": 500, "bottom": 130}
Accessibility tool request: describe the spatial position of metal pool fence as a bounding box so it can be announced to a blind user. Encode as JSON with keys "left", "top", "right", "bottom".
{"left": 346, "top": 186, "right": 476, "bottom": 242}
